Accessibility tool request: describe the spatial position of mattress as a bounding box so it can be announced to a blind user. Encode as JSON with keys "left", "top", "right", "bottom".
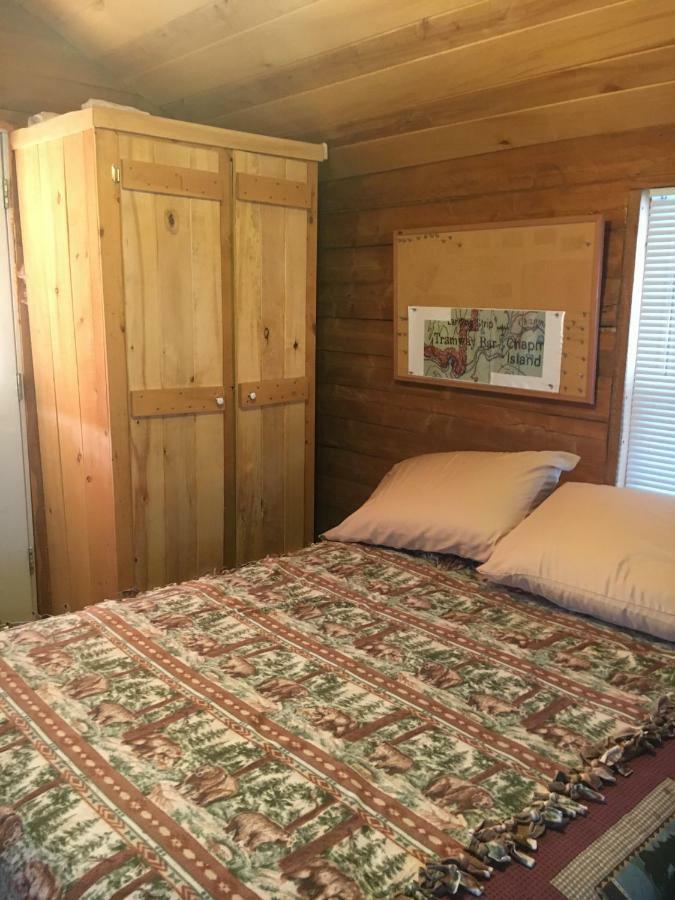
{"left": 0, "top": 541, "right": 673, "bottom": 898}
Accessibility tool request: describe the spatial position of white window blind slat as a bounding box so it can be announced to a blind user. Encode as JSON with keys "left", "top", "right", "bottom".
{"left": 619, "top": 190, "right": 675, "bottom": 495}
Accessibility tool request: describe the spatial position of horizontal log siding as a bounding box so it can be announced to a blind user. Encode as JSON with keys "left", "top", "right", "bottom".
{"left": 315, "top": 123, "right": 675, "bottom": 534}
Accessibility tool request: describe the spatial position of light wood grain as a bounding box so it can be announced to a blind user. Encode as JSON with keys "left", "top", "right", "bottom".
{"left": 106, "top": 1, "right": 321, "bottom": 79}
{"left": 14, "top": 144, "right": 72, "bottom": 612}
{"left": 214, "top": 0, "right": 675, "bottom": 137}
{"left": 130, "top": 387, "right": 226, "bottom": 418}
{"left": 14, "top": 0, "right": 675, "bottom": 170}
{"left": 238, "top": 377, "right": 308, "bottom": 408}
{"left": 0, "top": 0, "right": 151, "bottom": 120}
{"left": 233, "top": 150, "right": 314, "bottom": 561}
{"left": 175, "top": 0, "right": 614, "bottom": 124}
{"left": 8, "top": 166, "right": 53, "bottom": 612}
{"left": 236, "top": 172, "right": 311, "bottom": 209}
{"left": 120, "top": 134, "right": 164, "bottom": 590}
{"left": 324, "top": 80, "right": 675, "bottom": 179}
{"left": 189, "top": 145, "right": 226, "bottom": 576}
{"left": 233, "top": 150, "right": 265, "bottom": 563}
{"left": 321, "top": 44, "right": 675, "bottom": 148}
{"left": 95, "top": 128, "right": 136, "bottom": 594}
{"left": 261, "top": 154, "right": 287, "bottom": 555}
{"left": 15, "top": 107, "right": 319, "bottom": 610}
{"left": 128, "top": 0, "right": 475, "bottom": 105}
{"left": 122, "top": 158, "right": 223, "bottom": 200}
{"left": 13, "top": 127, "right": 123, "bottom": 612}
{"left": 11, "top": 108, "right": 326, "bottom": 162}
{"left": 39, "top": 138, "right": 91, "bottom": 608}
{"left": 63, "top": 129, "right": 118, "bottom": 601}
{"left": 320, "top": 122, "right": 675, "bottom": 213}
{"left": 219, "top": 148, "right": 237, "bottom": 570}
{"left": 304, "top": 164, "right": 319, "bottom": 544}
{"left": 120, "top": 134, "right": 226, "bottom": 589}
{"left": 19, "top": 0, "right": 243, "bottom": 57}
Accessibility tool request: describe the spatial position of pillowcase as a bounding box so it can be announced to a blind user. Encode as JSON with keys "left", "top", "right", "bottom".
{"left": 478, "top": 482, "right": 675, "bottom": 642}
{"left": 323, "top": 449, "right": 579, "bottom": 562}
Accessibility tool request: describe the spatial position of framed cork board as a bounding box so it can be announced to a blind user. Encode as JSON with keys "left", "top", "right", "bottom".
{"left": 394, "top": 215, "right": 604, "bottom": 404}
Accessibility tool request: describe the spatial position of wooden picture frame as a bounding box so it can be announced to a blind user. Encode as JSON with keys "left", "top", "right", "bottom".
{"left": 394, "top": 215, "right": 605, "bottom": 404}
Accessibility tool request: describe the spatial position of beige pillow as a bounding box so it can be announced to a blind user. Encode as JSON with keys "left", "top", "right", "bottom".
{"left": 479, "top": 482, "right": 675, "bottom": 642}
{"left": 323, "top": 450, "right": 579, "bottom": 562}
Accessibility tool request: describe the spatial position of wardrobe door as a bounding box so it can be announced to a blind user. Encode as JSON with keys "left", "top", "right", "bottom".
{"left": 117, "top": 137, "right": 234, "bottom": 590}
{"left": 233, "top": 152, "right": 317, "bottom": 564}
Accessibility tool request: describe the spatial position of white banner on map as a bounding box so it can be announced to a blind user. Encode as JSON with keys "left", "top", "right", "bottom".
{"left": 408, "top": 306, "right": 565, "bottom": 393}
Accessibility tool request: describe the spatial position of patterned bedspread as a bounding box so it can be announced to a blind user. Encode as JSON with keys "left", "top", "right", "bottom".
{"left": 0, "top": 541, "right": 673, "bottom": 899}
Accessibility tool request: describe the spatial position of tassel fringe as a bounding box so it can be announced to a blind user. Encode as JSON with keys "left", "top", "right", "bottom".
{"left": 401, "top": 695, "right": 675, "bottom": 897}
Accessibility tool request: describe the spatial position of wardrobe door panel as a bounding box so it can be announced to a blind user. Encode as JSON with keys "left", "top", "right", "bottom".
{"left": 119, "top": 136, "right": 233, "bottom": 590}
{"left": 233, "top": 151, "right": 314, "bottom": 565}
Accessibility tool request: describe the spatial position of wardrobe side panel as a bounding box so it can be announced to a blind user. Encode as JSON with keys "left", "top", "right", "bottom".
{"left": 14, "top": 132, "right": 117, "bottom": 612}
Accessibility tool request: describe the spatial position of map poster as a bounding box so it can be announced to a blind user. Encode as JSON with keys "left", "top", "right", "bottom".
{"left": 408, "top": 306, "right": 565, "bottom": 392}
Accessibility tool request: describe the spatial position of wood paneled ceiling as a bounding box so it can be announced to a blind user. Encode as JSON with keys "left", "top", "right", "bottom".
{"left": 7, "top": 0, "right": 675, "bottom": 177}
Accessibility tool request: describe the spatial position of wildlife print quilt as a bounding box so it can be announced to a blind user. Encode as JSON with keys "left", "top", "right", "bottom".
{"left": 0, "top": 541, "right": 673, "bottom": 898}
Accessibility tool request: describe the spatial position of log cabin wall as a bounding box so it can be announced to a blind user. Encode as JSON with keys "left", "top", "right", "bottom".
{"left": 315, "top": 123, "right": 675, "bottom": 534}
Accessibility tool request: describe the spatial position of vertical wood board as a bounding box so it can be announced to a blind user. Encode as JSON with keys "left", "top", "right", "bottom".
{"left": 119, "top": 134, "right": 226, "bottom": 589}
{"left": 14, "top": 144, "right": 72, "bottom": 612}
{"left": 233, "top": 150, "right": 312, "bottom": 563}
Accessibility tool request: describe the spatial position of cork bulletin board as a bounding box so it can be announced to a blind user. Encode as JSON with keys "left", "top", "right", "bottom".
{"left": 394, "top": 215, "right": 605, "bottom": 404}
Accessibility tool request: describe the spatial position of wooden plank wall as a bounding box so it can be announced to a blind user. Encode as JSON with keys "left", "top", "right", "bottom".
{"left": 1, "top": 1, "right": 152, "bottom": 125}
{"left": 315, "top": 122, "right": 675, "bottom": 534}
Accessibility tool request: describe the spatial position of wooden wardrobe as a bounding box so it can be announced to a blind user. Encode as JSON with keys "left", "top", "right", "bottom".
{"left": 12, "top": 108, "right": 323, "bottom": 614}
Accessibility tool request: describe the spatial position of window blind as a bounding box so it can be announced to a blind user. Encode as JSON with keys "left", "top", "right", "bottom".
{"left": 620, "top": 190, "right": 675, "bottom": 495}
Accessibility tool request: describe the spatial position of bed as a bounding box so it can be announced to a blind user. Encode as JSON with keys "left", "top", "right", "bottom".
{"left": 1, "top": 540, "right": 673, "bottom": 898}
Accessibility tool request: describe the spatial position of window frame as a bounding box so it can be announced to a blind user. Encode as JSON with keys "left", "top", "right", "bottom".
{"left": 617, "top": 186, "right": 675, "bottom": 490}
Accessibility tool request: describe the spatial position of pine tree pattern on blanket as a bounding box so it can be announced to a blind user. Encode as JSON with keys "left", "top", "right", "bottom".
{"left": 0, "top": 541, "right": 673, "bottom": 898}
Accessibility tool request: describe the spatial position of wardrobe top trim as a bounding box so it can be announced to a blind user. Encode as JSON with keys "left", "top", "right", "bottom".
{"left": 10, "top": 107, "right": 327, "bottom": 163}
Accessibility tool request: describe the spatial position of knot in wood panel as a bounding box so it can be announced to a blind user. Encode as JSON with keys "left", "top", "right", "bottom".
{"left": 164, "top": 209, "right": 178, "bottom": 233}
